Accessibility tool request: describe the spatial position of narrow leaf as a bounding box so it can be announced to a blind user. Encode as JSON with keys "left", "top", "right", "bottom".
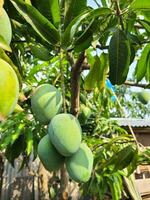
{"left": 74, "top": 35, "right": 92, "bottom": 52}
{"left": 109, "top": 29, "right": 131, "bottom": 85}
{"left": 130, "top": 0, "right": 150, "bottom": 10}
{"left": 98, "top": 53, "right": 109, "bottom": 90}
{"left": 61, "top": 11, "right": 89, "bottom": 48}
{"left": 11, "top": 0, "right": 60, "bottom": 45}
{"left": 84, "top": 56, "right": 101, "bottom": 90}
{"left": 30, "top": 43, "right": 52, "bottom": 61}
{"left": 84, "top": 53, "right": 108, "bottom": 91}
{"left": 114, "top": 145, "right": 135, "bottom": 171}
{"left": 145, "top": 52, "right": 150, "bottom": 82}
{"left": 31, "top": 0, "right": 60, "bottom": 27}
{"left": 74, "top": 20, "right": 94, "bottom": 52}
{"left": 50, "top": 0, "right": 60, "bottom": 27}
{"left": 135, "top": 44, "right": 150, "bottom": 82}
{"left": 138, "top": 19, "right": 150, "bottom": 33}
{"left": 124, "top": 174, "right": 142, "bottom": 200}
{"left": 5, "top": 134, "right": 25, "bottom": 166}
{"left": 62, "top": 7, "right": 111, "bottom": 48}
{"left": 64, "top": 0, "right": 87, "bottom": 28}
{"left": 141, "top": 11, "right": 150, "bottom": 21}
{"left": 26, "top": 130, "right": 33, "bottom": 155}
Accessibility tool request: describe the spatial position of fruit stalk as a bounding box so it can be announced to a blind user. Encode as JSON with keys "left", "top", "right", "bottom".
{"left": 59, "top": 49, "right": 69, "bottom": 199}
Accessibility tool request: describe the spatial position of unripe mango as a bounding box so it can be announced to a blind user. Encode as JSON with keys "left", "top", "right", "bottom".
{"left": 0, "top": 8, "right": 12, "bottom": 45}
{"left": 78, "top": 104, "right": 91, "bottom": 124}
{"left": 48, "top": 113, "right": 82, "bottom": 156}
{"left": 38, "top": 135, "right": 65, "bottom": 171}
{"left": 66, "top": 143, "right": 93, "bottom": 183}
{"left": 0, "top": 59, "right": 19, "bottom": 120}
{"left": 137, "top": 90, "right": 150, "bottom": 105}
{"left": 31, "top": 84, "right": 62, "bottom": 124}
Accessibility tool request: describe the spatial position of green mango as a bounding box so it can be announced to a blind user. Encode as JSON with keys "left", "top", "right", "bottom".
{"left": 78, "top": 104, "right": 91, "bottom": 124}
{"left": 66, "top": 143, "right": 93, "bottom": 183}
{"left": 48, "top": 113, "right": 82, "bottom": 156}
{"left": 31, "top": 84, "right": 62, "bottom": 124}
{"left": 137, "top": 90, "right": 150, "bottom": 105}
{"left": 0, "top": 59, "right": 19, "bottom": 121}
{"left": 38, "top": 135, "right": 65, "bottom": 172}
{"left": 0, "top": 8, "right": 12, "bottom": 45}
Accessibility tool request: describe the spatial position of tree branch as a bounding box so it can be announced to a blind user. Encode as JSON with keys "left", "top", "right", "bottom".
{"left": 82, "top": 63, "right": 90, "bottom": 70}
{"left": 96, "top": 45, "right": 109, "bottom": 50}
{"left": 70, "top": 52, "right": 85, "bottom": 117}
{"left": 124, "top": 81, "right": 150, "bottom": 88}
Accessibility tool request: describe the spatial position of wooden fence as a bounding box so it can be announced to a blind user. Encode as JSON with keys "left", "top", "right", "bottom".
{"left": 1, "top": 158, "right": 150, "bottom": 200}
{"left": 0, "top": 158, "right": 40, "bottom": 200}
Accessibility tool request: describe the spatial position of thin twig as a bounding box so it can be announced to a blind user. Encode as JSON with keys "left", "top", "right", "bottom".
{"left": 96, "top": 45, "right": 109, "bottom": 50}
{"left": 114, "top": 0, "right": 124, "bottom": 30}
{"left": 124, "top": 81, "right": 150, "bottom": 88}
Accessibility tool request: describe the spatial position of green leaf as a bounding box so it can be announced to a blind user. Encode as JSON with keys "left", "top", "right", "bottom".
{"left": 11, "top": 0, "right": 60, "bottom": 45}
{"left": 26, "top": 130, "right": 33, "bottom": 155}
{"left": 86, "top": 7, "right": 111, "bottom": 20}
{"left": 98, "top": 53, "right": 109, "bottom": 90}
{"left": 64, "top": 0, "right": 87, "bottom": 28}
{"left": 108, "top": 175, "right": 122, "bottom": 200}
{"left": 0, "top": 123, "right": 25, "bottom": 150}
{"left": 110, "top": 145, "right": 135, "bottom": 171}
{"left": 141, "top": 10, "right": 150, "bottom": 21}
{"left": 61, "top": 10, "right": 90, "bottom": 48}
{"left": 130, "top": 44, "right": 136, "bottom": 64}
{"left": 84, "top": 53, "right": 108, "bottom": 91}
{"left": 74, "top": 35, "right": 93, "bottom": 52}
{"left": 124, "top": 174, "right": 142, "bottom": 200}
{"left": 31, "top": 0, "right": 60, "bottom": 28}
{"left": 49, "top": 0, "right": 60, "bottom": 27}
{"left": 130, "top": 0, "right": 150, "bottom": 10}
{"left": 109, "top": 29, "right": 131, "bottom": 85}
{"left": 74, "top": 20, "right": 94, "bottom": 52}
{"left": 135, "top": 44, "right": 150, "bottom": 82}
{"left": 138, "top": 19, "right": 150, "bottom": 33}
{"left": 145, "top": 52, "right": 150, "bottom": 82}
{"left": 62, "top": 8, "right": 111, "bottom": 48}
{"left": 84, "top": 56, "right": 100, "bottom": 91}
{"left": 5, "top": 134, "right": 26, "bottom": 166}
{"left": 30, "top": 43, "right": 52, "bottom": 61}
{"left": 0, "top": 35, "right": 12, "bottom": 52}
{"left": 101, "top": 0, "right": 108, "bottom": 7}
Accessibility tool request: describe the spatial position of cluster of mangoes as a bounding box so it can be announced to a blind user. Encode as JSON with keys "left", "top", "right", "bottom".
{"left": 0, "top": 8, "right": 19, "bottom": 121}
{"left": 31, "top": 84, "right": 93, "bottom": 183}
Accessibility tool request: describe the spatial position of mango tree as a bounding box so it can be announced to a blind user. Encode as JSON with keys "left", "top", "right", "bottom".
{"left": 1, "top": 0, "right": 150, "bottom": 199}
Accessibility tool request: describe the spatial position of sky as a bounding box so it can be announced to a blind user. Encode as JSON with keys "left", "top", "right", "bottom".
{"left": 87, "top": 0, "right": 98, "bottom": 8}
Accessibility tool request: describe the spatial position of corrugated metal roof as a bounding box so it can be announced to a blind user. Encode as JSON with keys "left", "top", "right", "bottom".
{"left": 111, "top": 118, "right": 150, "bottom": 127}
